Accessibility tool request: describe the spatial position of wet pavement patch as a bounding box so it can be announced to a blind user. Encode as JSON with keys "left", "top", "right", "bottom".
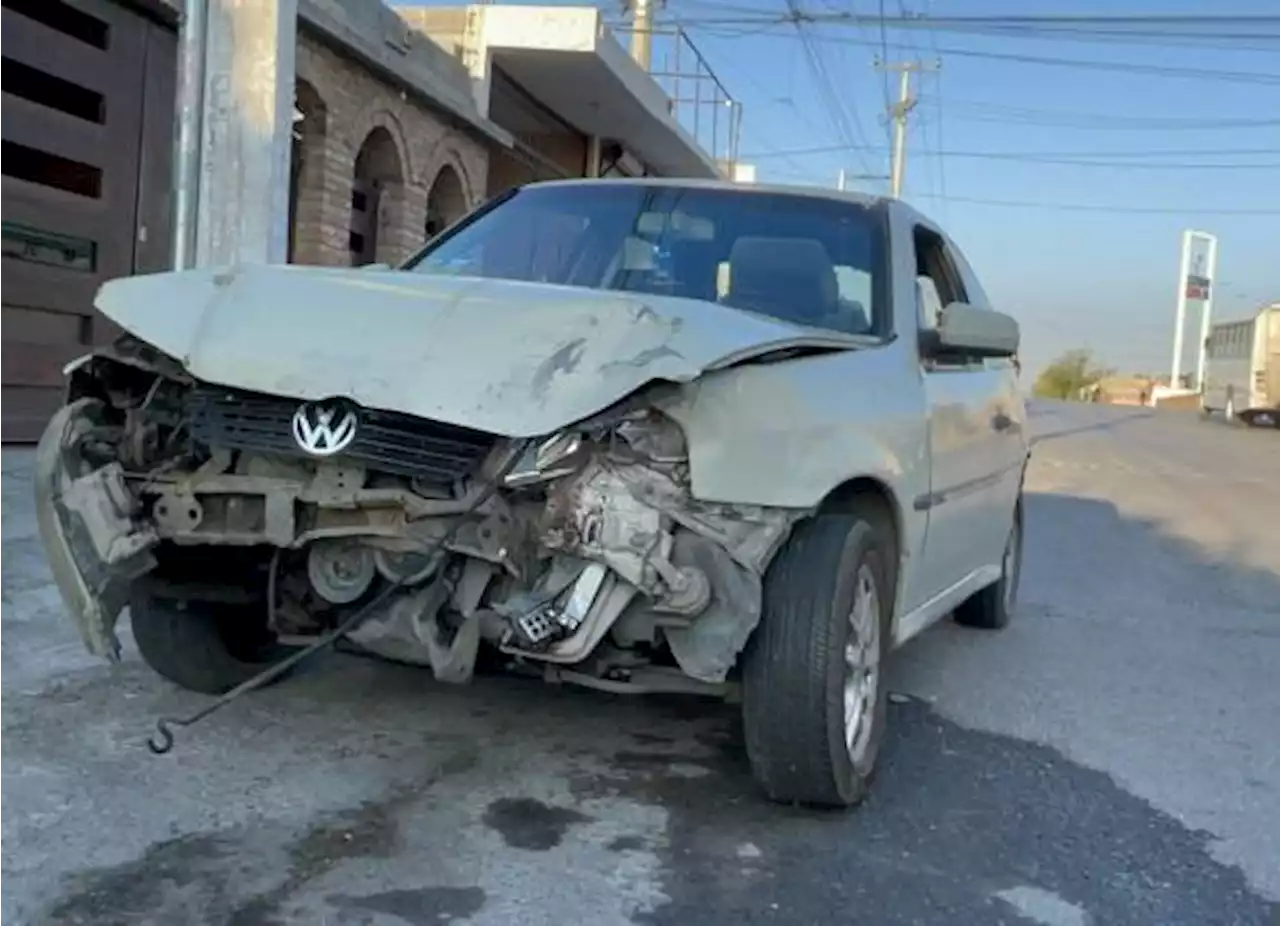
{"left": 38, "top": 830, "right": 240, "bottom": 926}
{"left": 582, "top": 700, "right": 1279, "bottom": 926}
{"left": 35, "top": 756, "right": 478, "bottom": 926}
{"left": 328, "top": 886, "right": 486, "bottom": 925}
{"left": 608, "top": 835, "right": 650, "bottom": 853}
{"left": 482, "top": 797, "right": 591, "bottom": 851}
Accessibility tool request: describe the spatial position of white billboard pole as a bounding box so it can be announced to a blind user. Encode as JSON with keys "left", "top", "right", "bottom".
{"left": 1194, "top": 234, "right": 1219, "bottom": 392}
{"left": 1170, "top": 229, "right": 1217, "bottom": 390}
{"left": 1170, "top": 230, "right": 1192, "bottom": 388}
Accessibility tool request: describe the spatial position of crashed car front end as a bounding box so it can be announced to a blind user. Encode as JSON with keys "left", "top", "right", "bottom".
{"left": 36, "top": 331, "right": 804, "bottom": 695}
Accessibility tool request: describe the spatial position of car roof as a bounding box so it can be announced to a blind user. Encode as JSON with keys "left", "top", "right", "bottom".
{"left": 524, "top": 176, "right": 890, "bottom": 211}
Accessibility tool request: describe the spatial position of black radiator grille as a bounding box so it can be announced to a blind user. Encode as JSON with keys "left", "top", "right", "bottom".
{"left": 187, "top": 386, "right": 497, "bottom": 484}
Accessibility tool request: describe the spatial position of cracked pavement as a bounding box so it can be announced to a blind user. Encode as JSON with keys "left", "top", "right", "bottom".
{"left": 3, "top": 402, "right": 1278, "bottom": 925}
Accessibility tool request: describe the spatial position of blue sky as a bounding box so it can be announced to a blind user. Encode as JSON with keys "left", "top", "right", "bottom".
{"left": 656, "top": 0, "right": 1280, "bottom": 377}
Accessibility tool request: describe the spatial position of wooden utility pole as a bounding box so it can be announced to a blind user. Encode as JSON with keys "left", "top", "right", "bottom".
{"left": 874, "top": 58, "right": 939, "bottom": 199}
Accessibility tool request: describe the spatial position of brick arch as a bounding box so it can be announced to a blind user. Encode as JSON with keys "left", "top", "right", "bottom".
{"left": 288, "top": 76, "right": 334, "bottom": 265}
{"left": 424, "top": 162, "right": 468, "bottom": 238}
{"left": 346, "top": 109, "right": 417, "bottom": 185}
{"left": 427, "top": 144, "right": 482, "bottom": 211}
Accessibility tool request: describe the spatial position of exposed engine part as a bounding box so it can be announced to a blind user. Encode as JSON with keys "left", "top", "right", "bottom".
{"left": 52, "top": 348, "right": 805, "bottom": 716}
{"left": 613, "top": 411, "right": 686, "bottom": 463}
{"left": 373, "top": 547, "right": 441, "bottom": 586}
{"left": 344, "top": 576, "right": 484, "bottom": 684}
{"left": 146, "top": 440, "right": 532, "bottom": 756}
{"left": 503, "top": 562, "right": 609, "bottom": 650}
{"left": 662, "top": 531, "right": 764, "bottom": 683}
{"left": 62, "top": 462, "right": 158, "bottom": 572}
{"left": 152, "top": 492, "right": 204, "bottom": 535}
{"left": 504, "top": 431, "right": 588, "bottom": 488}
{"left": 544, "top": 664, "right": 731, "bottom": 698}
{"left": 499, "top": 574, "right": 637, "bottom": 665}
{"left": 307, "top": 539, "right": 377, "bottom": 604}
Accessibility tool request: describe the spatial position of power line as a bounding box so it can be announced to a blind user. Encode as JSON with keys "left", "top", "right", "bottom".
{"left": 914, "top": 154, "right": 1280, "bottom": 170}
{"left": 932, "top": 100, "right": 1280, "bottom": 131}
{"left": 686, "top": 24, "right": 1280, "bottom": 84}
{"left": 744, "top": 142, "right": 1280, "bottom": 160}
{"left": 672, "top": 10, "right": 1280, "bottom": 31}
{"left": 910, "top": 192, "right": 1280, "bottom": 216}
{"left": 784, "top": 0, "right": 881, "bottom": 179}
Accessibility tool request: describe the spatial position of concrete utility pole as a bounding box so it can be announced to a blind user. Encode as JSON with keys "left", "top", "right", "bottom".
{"left": 173, "top": 0, "right": 299, "bottom": 268}
{"left": 629, "top": 0, "right": 655, "bottom": 71}
{"left": 875, "top": 58, "right": 939, "bottom": 199}
{"left": 171, "top": 0, "right": 207, "bottom": 270}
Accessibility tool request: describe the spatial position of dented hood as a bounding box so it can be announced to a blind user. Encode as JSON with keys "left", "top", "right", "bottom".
{"left": 94, "top": 264, "right": 862, "bottom": 437}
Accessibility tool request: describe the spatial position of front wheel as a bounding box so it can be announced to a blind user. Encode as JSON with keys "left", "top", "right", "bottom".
{"left": 741, "top": 504, "right": 895, "bottom": 808}
{"left": 130, "top": 591, "right": 294, "bottom": 695}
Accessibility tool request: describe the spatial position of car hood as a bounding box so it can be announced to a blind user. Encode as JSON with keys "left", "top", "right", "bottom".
{"left": 94, "top": 264, "right": 863, "bottom": 437}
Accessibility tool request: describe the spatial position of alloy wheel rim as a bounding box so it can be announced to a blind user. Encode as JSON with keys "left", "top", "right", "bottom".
{"left": 843, "top": 564, "right": 881, "bottom": 765}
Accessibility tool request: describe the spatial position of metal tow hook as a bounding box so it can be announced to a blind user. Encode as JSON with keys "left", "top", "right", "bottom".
{"left": 147, "top": 603, "right": 379, "bottom": 754}
{"left": 145, "top": 454, "right": 527, "bottom": 755}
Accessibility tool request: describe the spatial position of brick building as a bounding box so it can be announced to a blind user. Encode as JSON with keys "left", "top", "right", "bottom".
{"left": 1, "top": 0, "right": 734, "bottom": 440}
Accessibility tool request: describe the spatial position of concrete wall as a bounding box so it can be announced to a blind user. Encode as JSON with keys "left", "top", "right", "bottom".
{"left": 397, "top": 7, "right": 471, "bottom": 61}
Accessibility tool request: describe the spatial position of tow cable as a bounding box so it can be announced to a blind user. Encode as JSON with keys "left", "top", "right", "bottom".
{"left": 147, "top": 444, "right": 529, "bottom": 755}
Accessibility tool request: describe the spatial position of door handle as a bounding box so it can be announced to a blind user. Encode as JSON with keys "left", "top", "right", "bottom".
{"left": 992, "top": 412, "right": 1014, "bottom": 432}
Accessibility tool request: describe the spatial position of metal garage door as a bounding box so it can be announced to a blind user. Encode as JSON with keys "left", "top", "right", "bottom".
{"left": 1, "top": 0, "right": 175, "bottom": 441}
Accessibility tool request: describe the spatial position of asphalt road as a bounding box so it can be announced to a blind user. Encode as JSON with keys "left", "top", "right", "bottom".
{"left": 3, "top": 403, "right": 1278, "bottom": 926}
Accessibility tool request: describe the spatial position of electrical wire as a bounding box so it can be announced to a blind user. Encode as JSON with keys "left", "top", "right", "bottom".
{"left": 784, "top": 0, "right": 881, "bottom": 178}
{"left": 686, "top": 25, "right": 1280, "bottom": 84}
{"left": 911, "top": 192, "right": 1280, "bottom": 216}
{"left": 933, "top": 100, "right": 1280, "bottom": 132}
{"left": 744, "top": 142, "right": 1280, "bottom": 160}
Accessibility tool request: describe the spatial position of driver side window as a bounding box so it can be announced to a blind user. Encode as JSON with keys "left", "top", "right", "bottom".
{"left": 914, "top": 225, "right": 979, "bottom": 368}
{"left": 913, "top": 225, "right": 967, "bottom": 326}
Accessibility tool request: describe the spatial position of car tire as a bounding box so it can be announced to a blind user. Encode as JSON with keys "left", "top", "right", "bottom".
{"left": 954, "top": 496, "right": 1024, "bottom": 630}
{"left": 130, "top": 591, "right": 294, "bottom": 695}
{"left": 741, "top": 505, "right": 894, "bottom": 808}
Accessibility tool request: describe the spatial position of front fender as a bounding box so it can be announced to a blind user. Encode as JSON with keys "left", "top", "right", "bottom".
{"left": 658, "top": 350, "right": 928, "bottom": 512}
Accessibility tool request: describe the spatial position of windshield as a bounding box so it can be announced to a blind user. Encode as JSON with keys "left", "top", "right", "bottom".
{"left": 406, "top": 184, "right": 885, "bottom": 336}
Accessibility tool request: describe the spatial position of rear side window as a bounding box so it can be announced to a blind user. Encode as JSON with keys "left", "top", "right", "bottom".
{"left": 408, "top": 184, "right": 887, "bottom": 336}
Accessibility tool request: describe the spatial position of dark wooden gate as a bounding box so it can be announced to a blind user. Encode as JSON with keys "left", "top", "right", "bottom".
{"left": 1, "top": 0, "right": 176, "bottom": 441}
{"left": 348, "top": 178, "right": 380, "bottom": 266}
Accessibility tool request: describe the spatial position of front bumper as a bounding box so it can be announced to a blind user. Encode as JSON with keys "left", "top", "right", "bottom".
{"left": 33, "top": 399, "right": 159, "bottom": 660}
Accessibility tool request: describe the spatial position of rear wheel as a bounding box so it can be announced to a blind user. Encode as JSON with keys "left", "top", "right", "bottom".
{"left": 130, "top": 591, "right": 293, "bottom": 695}
{"left": 954, "top": 496, "right": 1023, "bottom": 630}
{"left": 741, "top": 504, "right": 894, "bottom": 808}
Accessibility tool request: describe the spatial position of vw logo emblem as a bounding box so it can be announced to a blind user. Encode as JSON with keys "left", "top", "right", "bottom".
{"left": 292, "top": 400, "right": 358, "bottom": 456}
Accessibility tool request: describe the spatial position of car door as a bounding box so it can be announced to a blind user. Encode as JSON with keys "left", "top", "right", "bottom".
{"left": 910, "top": 224, "right": 1016, "bottom": 603}
{"left": 949, "top": 237, "right": 1028, "bottom": 530}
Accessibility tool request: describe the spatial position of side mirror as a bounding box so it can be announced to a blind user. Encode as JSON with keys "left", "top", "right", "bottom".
{"left": 921, "top": 301, "right": 1020, "bottom": 359}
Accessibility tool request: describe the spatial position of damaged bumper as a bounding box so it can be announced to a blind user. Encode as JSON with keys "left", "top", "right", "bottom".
{"left": 34, "top": 399, "right": 159, "bottom": 660}
{"left": 33, "top": 374, "right": 804, "bottom": 690}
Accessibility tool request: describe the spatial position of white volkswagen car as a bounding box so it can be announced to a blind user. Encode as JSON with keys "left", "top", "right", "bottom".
{"left": 35, "top": 179, "right": 1029, "bottom": 807}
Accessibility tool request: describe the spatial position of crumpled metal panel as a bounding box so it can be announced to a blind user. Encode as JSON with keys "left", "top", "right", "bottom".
{"left": 92, "top": 264, "right": 862, "bottom": 438}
